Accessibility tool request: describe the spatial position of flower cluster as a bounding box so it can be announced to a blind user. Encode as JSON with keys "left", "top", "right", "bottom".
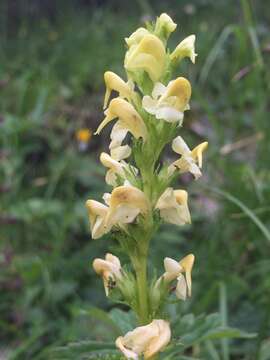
{"left": 86, "top": 13, "right": 208, "bottom": 359}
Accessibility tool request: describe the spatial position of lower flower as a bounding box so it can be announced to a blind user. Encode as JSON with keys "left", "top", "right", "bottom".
{"left": 115, "top": 319, "right": 171, "bottom": 359}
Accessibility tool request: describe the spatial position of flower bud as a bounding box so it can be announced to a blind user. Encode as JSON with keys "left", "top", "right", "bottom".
{"left": 154, "top": 13, "right": 177, "bottom": 40}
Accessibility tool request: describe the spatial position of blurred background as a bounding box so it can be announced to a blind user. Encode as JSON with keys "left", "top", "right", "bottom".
{"left": 0, "top": 0, "right": 269, "bottom": 359}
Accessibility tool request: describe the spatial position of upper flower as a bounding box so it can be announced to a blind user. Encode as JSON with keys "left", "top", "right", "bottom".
{"left": 125, "top": 34, "right": 166, "bottom": 82}
{"left": 168, "top": 136, "right": 208, "bottom": 179}
{"left": 115, "top": 319, "right": 171, "bottom": 359}
{"left": 170, "top": 34, "right": 197, "bottom": 64}
{"left": 154, "top": 13, "right": 177, "bottom": 40}
{"left": 95, "top": 98, "right": 148, "bottom": 142}
{"left": 93, "top": 253, "right": 122, "bottom": 296}
{"left": 158, "top": 254, "right": 195, "bottom": 300}
{"left": 142, "top": 77, "right": 191, "bottom": 123}
{"left": 155, "top": 187, "right": 191, "bottom": 225}
{"left": 103, "top": 71, "right": 134, "bottom": 109}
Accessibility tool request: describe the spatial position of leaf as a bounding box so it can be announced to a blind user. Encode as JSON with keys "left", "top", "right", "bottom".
{"left": 207, "top": 187, "right": 270, "bottom": 243}
{"left": 109, "top": 308, "right": 136, "bottom": 334}
{"left": 51, "top": 341, "right": 116, "bottom": 359}
{"left": 72, "top": 306, "right": 122, "bottom": 336}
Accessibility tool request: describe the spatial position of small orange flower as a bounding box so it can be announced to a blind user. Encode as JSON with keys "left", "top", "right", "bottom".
{"left": 76, "top": 128, "right": 92, "bottom": 143}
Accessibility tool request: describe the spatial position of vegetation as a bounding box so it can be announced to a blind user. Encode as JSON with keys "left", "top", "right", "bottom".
{"left": 0, "top": 1, "right": 269, "bottom": 359}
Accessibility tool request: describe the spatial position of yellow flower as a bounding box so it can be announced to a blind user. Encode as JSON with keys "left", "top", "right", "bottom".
{"left": 158, "top": 254, "right": 195, "bottom": 300}
{"left": 125, "top": 34, "right": 166, "bottom": 82}
{"left": 125, "top": 27, "right": 150, "bottom": 47}
{"left": 100, "top": 152, "right": 126, "bottom": 186}
{"left": 76, "top": 128, "right": 92, "bottom": 142}
{"left": 155, "top": 187, "right": 191, "bottom": 225}
{"left": 170, "top": 34, "right": 197, "bottom": 63}
{"left": 115, "top": 319, "right": 171, "bottom": 359}
{"left": 154, "top": 13, "right": 177, "bottom": 39}
{"left": 95, "top": 98, "right": 147, "bottom": 142}
{"left": 103, "top": 71, "right": 134, "bottom": 109}
{"left": 142, "top": 77, "right": 191, "bottom": 123}
{"left": 85, "top": 199, "right": 110, "bottom": 239}
{"left": 105, "top": 184, "right": 150, "bottom": 229}
{"left": 168, "top": 136, "right": 208, "bottom": 179}
{"left": 86, "top": 184, "right": 149, "bottom": 238}
{"left": 93, "top": 253, "right": 122, "bottom": 296}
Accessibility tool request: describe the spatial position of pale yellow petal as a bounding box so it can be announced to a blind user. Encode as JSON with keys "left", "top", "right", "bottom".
{"left": 103, "top": 71, "right": 133, "bottom": 109}
{"left": 179, "top": 254, "right": 195, "bottom": 297}
{"left": 170, "top": 34, "right": 197, "bottom": 63}
{"left": 175, "top": 274, "right": 187, "bottom": 300}
{"left": 125, "top": 34, "right": 166, "bottom": 82}
{"left": 191, "top": 141, "right": 208, "bottom": 168}
{"left": 144, "top": 320, "right": 171, "bottom": 359}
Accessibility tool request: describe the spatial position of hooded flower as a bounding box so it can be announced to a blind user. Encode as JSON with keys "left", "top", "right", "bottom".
{"left": 170, "top": 34, "right": 197, "bottom": 64}
{"left": 125, "top": 34, "right": 166, "bottom": 82}
{"left": 125, "top": 27, "right": 150, "bottom": 47}
{"left": 154, "top": 13, "right": 177, "bottom": 40}
{"left": 100, "top": 152, "right": 137, "bottom": 186}
{"left": 115, "top": 319, "right": 171, "bottom": 359}
{"left": 105, "top": 184, "right": 150, "bottom": 229}
{"left": 168, "top": 136, "right": 208, "bottom": 179}
{"left": 95, "top": 98, "right": 147, "bottom": 142}
{"left": 93, "top": 253, "right": 122, "bottom": 296}
{"left": 85, "top": 199, "right": 110, "bottom": 239}
{"left": 155, "top": 187, "right": 191, "bottom": 225}
{"left": 100, "top": 152, "right": 126, "bottom": 186}
{"left": 142, "top": 77, "right": 191, "bottom": 123}
{"left": 103, "top": 71, "right": 134, "bottom": 109}
{"left": 158, "top": 254, "right": 195, "bottom": 300}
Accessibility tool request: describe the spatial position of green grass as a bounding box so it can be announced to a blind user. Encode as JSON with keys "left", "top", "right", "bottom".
{"left": 0, "top": 1, "right": 270, "bottom": 359}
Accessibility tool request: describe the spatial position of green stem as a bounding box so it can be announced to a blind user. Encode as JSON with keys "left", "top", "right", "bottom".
{"left": 135, "top": 254, "right": 149, "bottom": 325}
